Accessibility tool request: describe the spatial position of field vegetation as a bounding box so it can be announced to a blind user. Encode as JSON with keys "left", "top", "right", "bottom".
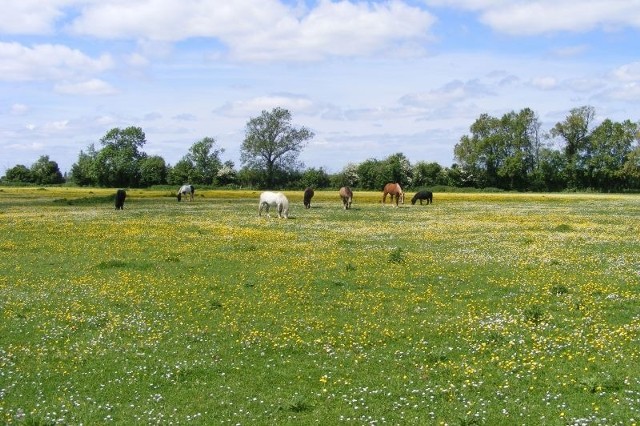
{"left": 1, "top": 187, "right": 639, "bottom": 425}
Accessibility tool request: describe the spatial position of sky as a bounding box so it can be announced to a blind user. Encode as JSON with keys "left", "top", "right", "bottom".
{"left": 1, "top": 0, "right": 640, "bottom": 175}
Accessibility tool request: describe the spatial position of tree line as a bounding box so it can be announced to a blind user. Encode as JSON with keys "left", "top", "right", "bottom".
{"left": 2, "top": 106, "right": 639, "bottom": 192}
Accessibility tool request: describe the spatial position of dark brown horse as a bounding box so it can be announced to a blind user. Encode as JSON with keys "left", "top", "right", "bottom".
{"left": 303, "top": 187, "right": 314, "bottom": 209}
{"left": 382, "top": 183, "right": 404, "bottom": 207}
{"left": 411, "top": 190, "right": 433, "bottom": 205}
{"left": 339, "top": 186, "right": 353, "bottom": 210}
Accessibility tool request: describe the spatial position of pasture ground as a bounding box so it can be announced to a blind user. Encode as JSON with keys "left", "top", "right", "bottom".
{"left": 0, "top": 187, "right": 639, "bottom": 425}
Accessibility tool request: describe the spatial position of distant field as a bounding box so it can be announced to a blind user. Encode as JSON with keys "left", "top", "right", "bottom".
{"left": 1, "top": 187, "right": 639, "bottom": 425}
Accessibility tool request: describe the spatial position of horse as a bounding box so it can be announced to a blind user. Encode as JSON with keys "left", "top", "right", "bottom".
{"left": 382, "top": 183, "right": 404, "bottom": 207}
{"left": 303, "top": 187, "right": 314, "bottom": 209}
{"left": 259, "top": 191, "right": 289, "bottom": 218}
{"left": 177, "top": 184, "right": 194, "bottom": 202}
{"left": 114, "top": 189, "right": 126, "bottom": 210}
{"left": 411, "top": 190, "right": 433, "bottom": 205}
{"left": 339, "top": 186, "right": 353, "bottom": 210}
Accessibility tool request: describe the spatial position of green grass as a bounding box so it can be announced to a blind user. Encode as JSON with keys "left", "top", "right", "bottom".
{"left": 0, "top": 188, "right": 639, "bottom": 424}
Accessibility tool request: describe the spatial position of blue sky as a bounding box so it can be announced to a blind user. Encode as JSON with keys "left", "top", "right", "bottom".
{"left": 1, "top": 0, "right": 639, "bottom": 175}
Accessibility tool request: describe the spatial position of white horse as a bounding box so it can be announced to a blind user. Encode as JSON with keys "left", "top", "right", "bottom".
{"left": 177, "top": 184, "right": 194, "bottom": 202}
{"left": 258, "top": 191, "right": 289, "bottom": 219}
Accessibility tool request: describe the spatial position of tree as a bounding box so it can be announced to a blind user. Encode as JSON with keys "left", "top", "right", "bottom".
{"left": 216, "top": 161, "right": 237, "bottom": 186}
{"left": 299, "top": 167, "right": 330, "bottom": 189}
{"left": 94, "top": 127, "right": 147, "bottom": 187}
{"left": 454, "top": 109, "right": 542, "bottom": 190}
{"left": 167, "top": 158, "right": 196, "bottom": 186}
{"left": 550, "top": 105, "right": 595, "bottom": 189}
{"left": 139, "top": 155, "right": 168, "bottom": 187}
{"left": 331, "top": 163, "right": 359, "bottom": 188}
{"left": 241, "top": 107, "right": 314, "bottom": 188}
{"left": 382, "top": 153, "right": 413, "bottom": 188}
{"left": 183, "top": 137, "right": 224, "bottom": 185}
{"left": 584, "top": 119, "right": 638, "bottom": 191}
{"left": 70, "top": 145, "right": 98, "bottom": 186}
{"left": 30, "top": 155, "right": 64, "bottom": 185}
{"left": 3, "top": 164, "right": 33, "bottom": 183}
{"left": 356, "top": 159, "right": 385, "bottom": 190}
{"left": 413, "top": 161, "right": 443, "bottom": 188}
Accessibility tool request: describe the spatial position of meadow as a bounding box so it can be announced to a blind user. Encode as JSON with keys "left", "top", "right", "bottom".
{"left": 0, "top": 187, "right": 639, "bottom": 425}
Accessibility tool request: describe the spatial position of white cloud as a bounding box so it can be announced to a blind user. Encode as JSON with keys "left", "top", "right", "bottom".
{"left": 530, "top": 76, "right": 558, "bottom": 90}
{"left": 0, "top": 42, "right": 114, "bottom": 82}
{"left": 399, "top": 79, "right": 493, "bottom": 107}
{"left": 68, "top": 0, "right": 435, "bottom": 61}
{"left": 425, "top": 0, "right": 640, "bottom": 35}
{"left": 216, "top": 95, "right": 319, "bottom": 117}
{"left": 612, "top": 62, "right": 640, "bottom": 82}
{"left": 10, "top": 104, "right": 30, "bottom": 115}
{"left": 0, "top": 0, "right": 70, "bottom": 34}
{"left": 54, "top": 78, "right": 117, "bottom": 95}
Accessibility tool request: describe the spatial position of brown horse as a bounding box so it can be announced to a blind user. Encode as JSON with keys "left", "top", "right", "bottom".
{"left": 339, "top": 186, "right": 353, "bottom": 209}
{"left": 303, "top": 187, "right": 314, "bottom": 209}
{"left": 382, "top": 183, "right": 404, "bottom": 206}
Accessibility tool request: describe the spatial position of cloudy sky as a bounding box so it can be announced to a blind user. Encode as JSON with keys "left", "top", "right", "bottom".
{"left": 1, "top": 0, "right": 639, "bottom": 175}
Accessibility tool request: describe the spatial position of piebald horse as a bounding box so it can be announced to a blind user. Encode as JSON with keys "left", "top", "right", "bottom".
{"left": 259, "top": 191, "right": 289, "bottom": 218}
{"left": 339, "top": 186, "right": 353, "bottom": 210}
{"left": 177, "top": 184, "right": 194, "bottom": 202}
{"left": 382, "top": 183, "right": 404, "bottom": 207}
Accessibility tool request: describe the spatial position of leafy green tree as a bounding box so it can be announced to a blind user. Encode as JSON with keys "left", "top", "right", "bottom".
{"left": 299, "top": 167, "right": 330, "bottom": 189}
{"left": 30, "top": 155, "right": 64, "bottom": 185}
{"left": 139, "top": 155, "right": 168, "bottom": 187}
{"left": 584, "top": 119, "right": 638, "bottom": 191}
{"left": 94, "top": 127, "right": 148, "bottom": 187}
{"left": 454, "top": 113, "right": 502, "bottom": 187}
{"left": 356, "top": 159, "right": 385, "bottom": 190}
{"left": 620, "top": 145, "right": 640, "bottom": 189}
{"left": 184, "top": 137, "right": 224, "bottom": 185}
{"left": 167, "top": 158, "right": 196, "bottom": 186}
{"left": 241, "top": 107, "right": 314, "bottom": 188}
{"left": 216, "top": 161, "right": 237, "bottom": 186}
{"left": 3, "top": 164, "right": 33, "bottom": 183}
{"left": 550, "top": 105, "right": 595, "bottom": 189}
{"left": 455, "top": 109, "right": 542, "bottom": 190}
{"left": 331, "top": 163, "right": 359, "bottom": 188}
{"left": 382, "top": 153, "right": 413, "bottom": 188}
{"left": 413, "top": 161, "right": 442, "bottom": 188}
{"left": 536, "top": 148, "right": 567, "bottom": 191}
{"left": 70, "top": 145, "right": 98, "bottom": 186}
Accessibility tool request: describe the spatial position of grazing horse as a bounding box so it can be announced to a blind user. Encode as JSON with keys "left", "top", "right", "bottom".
{"left": 303, "top": 187, "right": 314, "bottom": 209}
{"left": 411, "top": 190, "right": 433, "bottom": 205}
{"left": 382, "top": 183, "right": 404, "bottom": 207}
{"left": 339, "top": 186, "right": 353, "bottom": 210}
{"left": 259, "top": 191, "right": 289, "bottom": 218}
{"left": 177, "top": 184, "right": 194, "bottom": 202}
{"left": 114, "top": 189, "right": 126, "bottom": 210}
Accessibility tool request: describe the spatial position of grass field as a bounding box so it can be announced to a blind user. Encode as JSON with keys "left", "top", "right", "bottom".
{"left": 0, "top": 187, "right": 639, "bottom": 425}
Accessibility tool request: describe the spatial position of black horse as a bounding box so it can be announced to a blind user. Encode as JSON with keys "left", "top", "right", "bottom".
{"left": 303, "top": 187, "right": 314, "bottom": 209}
{"left": 115, "top": 189, "right": 127, "bottom": 210}
{"left": 411, "top": 190, "right": 433, "bottom": 205}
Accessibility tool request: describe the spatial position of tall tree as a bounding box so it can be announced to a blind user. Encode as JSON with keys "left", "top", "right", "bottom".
{"left": 382, "top": 153, "right": 413, "bottom": 188}
{"left": 30, "top": 155, "right": 64, "bottom": 184}
{"left": 139, "top": 155, "right": 168, "bottom": 187}
{"left": 241, "top": 107, "right": 314, "bottom": 188}
{"left": 184, "top": 137, "right": 224, "bottom": 185}
{"left": 94, "top": 127, "right": 148, "bottom": 187}
{"left": 70, "top": 145, "right": 98, "bottom": 186}
{"left": 550, "top": 105, "right": 595, "bottom": 188}
{"left": 2, "top": 164, "right": 33, "bottom": 183}
{"left": 454, "top": 109, "right": 542, "bottom": 190}
{"left": 585, "top": 119, "right": 638, "bottom": 191}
